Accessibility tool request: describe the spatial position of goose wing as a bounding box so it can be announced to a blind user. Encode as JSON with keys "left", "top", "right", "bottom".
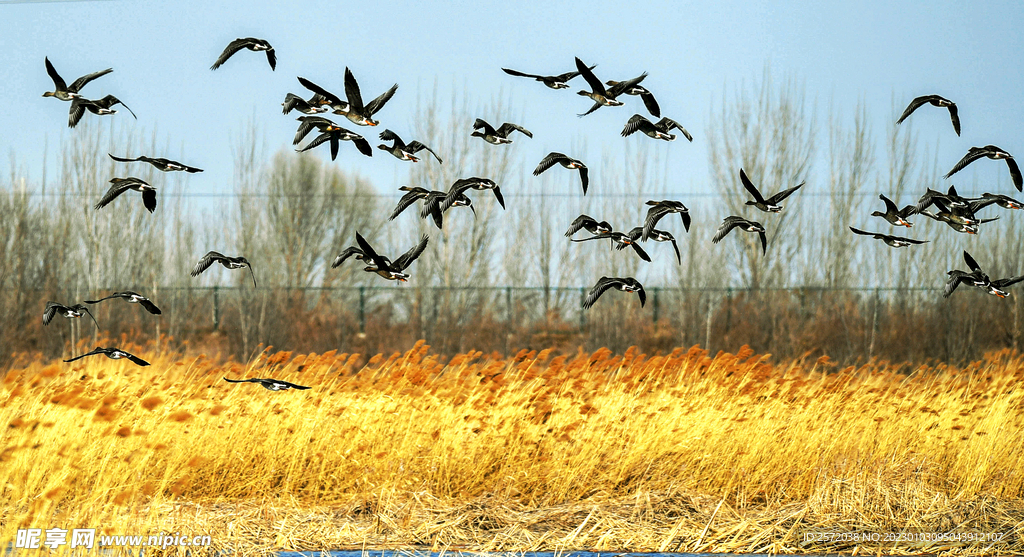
{"left": 578, "top": 166, "right": 589, "bottom": 194}
{"left": 297, "top": 131, "right": 333, "bottom": 153}
{"left": 378, "top": 129, "right": 403, "bottom": 146}
{"left": 364, "top": 83, "right": 399, "bottom": 116}
{"left": 895, "top": 95, "right": 935, "bottom": 125}
{"left": 142, "top": 188, "right": 157, "bottom": 213}
{"left": 758, "top": 230, "right": 767, "bottom": 255}
{"left": 75, "top": 304, "right": 100, "bottom": 327}
{"left": 331, "top": 246, "right": 364, "bottom": 268}
{"left": 245, "top": 261, "right": 258, "bottom": 288}
{"left": 739, "top": 169, "right": 765, "bottom": 204}
{"left": 963, "top": 250, "right": 985, "bottom": 275}
{"left": 393, "top": 235, "right": 429, "bottom": 271}
{"left": 621, "top": 114, "right": 652, "bottom": 137}
{"left": 712, "top": 217, "right": 745, "bottom": 244}
{"left": 390, "top": 189, "right": 427, "bottom": 221}
{"left": 472, "top": 118, "right": 496, "bottom": 135}
{"left": 343, "top": 67, "right": 365, "bottom": 112}
{"left": 947, "top": 103, "right": 961, "bottom": 136}
{"left": 94, "top": 182, "right": 133, "bottom": 210}
{"left": 629, "top": 241, "right": 651, "bottom": 262}
{"left": 668, "top": 236, "right": 681, "bottom": 264}
{"left": 68, "top": 67, "right": 113, "bottom": 93}
{"left": 574, "top": 57, "right": 606, "bottom": 95}
{"left": 643, "top": 205, "right": 669, "bottom": 240}
{"left": 274, "top": 379, "right": 310, "bottom": 390}
{"left": 120, "top": 350, "right": 151, "bottom": 366}
{"left": 992, "top": 275, "right": 1024, "bottom": 289}
{"left": 265, "top": 47, "right": 277, "bottom": 71}
{"left": 63, "top": 347, "right": 106, "bottom": 363}
{"left": 354, "top": 233, "right": 388, "bottom": 269}
{"left": 1006, "top": 157, "right": 1022, "bottom": 192}
{"left": 565, "top": 215, "right": 596, "bottom": 237}
{"left": 583, "top": 277, "right": 619, "bottom": 309}
{"left": 533, "top": 152, "right": 566, "bottom": 175}
{"left": 44, "top": 57, "right": 68, "bottom": 92}
{"left": 137, "top": 298, "right": 162, "bottom": 315}
{"left": 606, "top": 73, "right": 648, "bottom": 98}
{"left": 766, "top": 182, "right": 805, "bottom": 204}
{"left": 879, "top": 193, "right": 900, "bottom": 214}
{"left": 640, "top": 90, "right": 660, "bottom": 117}
{"left": 293, "top": 115, "right": 331, "bottom": 145}
{"left": 108, "top": 153, "right": 142, "bottom": 164}
{"left": 42, "top": 301, "right": 65, "bottom": 325}
{"left": 191, "top": 251, "right": 226, "bottom": 277}
{"left": 497, "top": 123, "right": 532, "bottom": 138}
{"left": 68, "top": 97, "right": 88, "bottom": 128}
{"left": 350, "top": 135, "right": 373, "bottom": 157}
{"left": 944, "top": 272, "right": 967, "bottom": 298}
{"left": 501, "top": 68, "right": 544, "bottom": 80}
{"left": 297, "top": 77, "right": 346, "bottom": 107}
{"left": 944, "top": 147, "right": 989, "bottom": 179}
{"left": 210, "top": 38, "right": 251, "bottom": 70}
{"left": 84, "top": 294, "right": 119, "bottom": 304}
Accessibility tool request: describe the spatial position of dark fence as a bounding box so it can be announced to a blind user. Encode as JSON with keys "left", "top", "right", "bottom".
{"left": 8, "top": 284, "right": 1023, "bottom": 366}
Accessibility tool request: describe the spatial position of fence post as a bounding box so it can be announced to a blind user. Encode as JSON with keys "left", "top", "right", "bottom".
{"left": 358, "top": 286, "right": 366, "bottom": 334}
{"left": 652, "top": 287, "right": 660, "bottom": 325}
{"left": 212, "top": 286, "right": 220, "bottom": 331}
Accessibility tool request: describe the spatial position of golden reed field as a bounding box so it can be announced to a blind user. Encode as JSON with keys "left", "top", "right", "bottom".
{"left": 2, "top": 340, "right": 1024, "bottom": 555}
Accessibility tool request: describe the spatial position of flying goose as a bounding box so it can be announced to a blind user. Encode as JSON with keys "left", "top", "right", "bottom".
{"left": 571, "top": 231, "right": 651, "bottom": 262}
{"left": 69, "top": 95, "right": 136, "bottom": 128}
{"left": 565, "top": 215, "right": 613, "bottom": 238}
{"left": 966, "top": 193, "right": 1024, "bottom": 212}
{"left": 223, "top": 377, "right": 310, "bottom": 390}
{"left": 377, "top": 130, "right": 442, "bottom": 163}
{"left": 712, "top": 216, "right": 767, "bottom": 255}
{"left": 604, "top": 79, "right": 660, "bottom": 117}
{"left": 642, "top": 200, "right": 690, "bottom": 240}
{"left": 355, "top": 232, "right": 428, "bottom": 282}
{"left": 621, "top": 114, "right": 692, "bottom": 142}
{"left": 191, "top": 251, "right": 257, "bottom": 287}
{"left": 211, "top": 37, "right": 276, "bottom": 70}
{"left": 896, "top": 95, "right": 960, "bottom": 136}
{"left": 501, "top": 65, "right": 593, "bottom": 89}
{"left": 84, "top": 291, "right": 161, "bottom": 314}
{"left": 108, "top": 154, "right": 202, "bottom": 173}
{"left": 583, "top": 277, "right": 646, "bottom": 310}
{"left": 64, "top": 347, "right": 149, "bottom": 366}
{"left": 533, "top": 152, "right": 588, "bottom": 194}
{"left": 95, "top": 177, "right": 156, "bottom": 213}
{"left": 340, "top": 67, "right": 398, "bottom": 126}
{"left": 43, "top": 302, "right": 98, "bottom": 327}
{"left": 388, "top": 186, "right": 446, "bottom": 229}
{"left": 627, "top": 226, "right": 681, "bottom": 264}
{"left": 872, "top": 194, "right": 916, "bottom": 227}
{"left": 296, "top": 126, "right": 372, "bottom": 160}
{"left": 944, "top": 145, "right": 1022, "bottom": 192}
{"left": 296, "top": 77, "right": 350, "bottom": 114}
{"left": 442, "top": 177, "right": 505, "bottom": 211}
{"left": 281, "top": 92, "right": 328, "bottom": 115}
{"left": 740, "top": 169, "right": 804, "bottom": 212}
{"left": 944, "top": 251, "right": 994, "bottom": 298}
{"left": 848, "top": 227, "right": 928, "bottom": 248}
{"left": 574, "top": 57, "right": 647, "bottom": 117}
{"left": 471, "top": 118, "right": 532, "bottom": 144}
{"left": 42, "top": 57, "right": 112, "bottom": 101}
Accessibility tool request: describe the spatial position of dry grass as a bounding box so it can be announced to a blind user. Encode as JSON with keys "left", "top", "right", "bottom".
{"left": 1, "top": 341, "right": 1023, "bottom": 555}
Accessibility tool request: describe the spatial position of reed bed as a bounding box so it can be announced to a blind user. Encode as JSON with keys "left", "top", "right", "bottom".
{"left": 1, "top": 341, "right": 1023, "bottom": 555}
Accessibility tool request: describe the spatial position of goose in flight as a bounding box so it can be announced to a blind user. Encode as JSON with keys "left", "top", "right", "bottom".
{"left": 191, "top": 251, "right": 257, "bottom": 287}
{"left": 85, "top": 291, "right": 161, "bottom": 314}
{"left": 627, "top": 226, "right": 681, "bottom": 264}
{"left": 712, "top": 216, "right": 767, "bottom": 255}
{"left": 64, "top": 347, "right": 149, "bottom": 366}
{"left": 533, "top": 152, "right": 588, "bottom": 194}
{"left": 872, "top": 194, "right": 916, "bottom": 227}
{"left": 571, "top": 231, "right": 651, "bottom": 262}
{"left": 848, "top": 227, "right": 927, "bottom": 248}
{"left": 574, "top": 57, "right": 647, "bottom": 117}
{"left": 621, "top": 114, "right": 692, "bottom": 142}
{"left": 583, "top": 277, "right": 646, "bottom": 310}
{"left": 340, "top": 67, "right": 398, "bottom": 126}
{"left": 355, "top": 232, "right": 428, "bottom": 282}
{"left": 471, "top": 118, "right": 532, "bottom": 144}
{"left": 604, "top": 79, "right": 660, "bottom": 117}
{"left": 95, "top": 177, "right": 156, "bottom": 213}
{"left": 944, "top": 250, "right": 994, "bottom": 298}
{"left": 223, "top": 377, "right": 310, "bottom": 390}
{"left": 914, "top": 186, "right": 969, "bottom": 214}
{"left": 377, "top": 129, "right": 442, "bottom": 163}
{"left": 565, "top": 214, "right": 613, "bottom": 238}
{"left": 211, "top": 37, "right": 276, "bottom": 70}
{"left": 642, "top": 200, "right": 690, "bottom": 239}
{"left": 331, "top": 245, "right": 371, "bottom": 269}
{"left": 501, "top": 64, "right": 594, "bottom": 89}
{"left": 966, "top": 193, "right": 1024, "bottom": 212}
{"left": 296, "top": 77, "right": 350, "bottom": 114}
{"left": 43, "top": 302, "right": 98, "bottom": 327}
{"left": 896, "top": 95, "right": 959, "bottom": 136}
{"left": 296, "top": 126, "right": 373, "bottom": 160}
{"left": 108, "top": 154, "right": 202, "bottom": 173}
{"left": 281, "top": 92, "right": 328, "bottom": 115}
{"left": 740, "top": 169, "right": 804, "bottom": 213}
{"left": 69, "top": 95, "right": 136, "bottom": 128}
{"left": 442, "top": 177, "right": 504, "bottom": 211}
{"left": 42, "top": 57, "right": 112, "bottom": 101}
{"left": 388, "top": 186, "right": 447, "bottom": 229}
{"left": 944, "top": 145, "right": 1022, "bottom": 192}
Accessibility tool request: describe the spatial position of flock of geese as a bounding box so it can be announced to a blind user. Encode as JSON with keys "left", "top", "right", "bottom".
{"left": 34, "top": 37, "right": 1024, "bottom": 377}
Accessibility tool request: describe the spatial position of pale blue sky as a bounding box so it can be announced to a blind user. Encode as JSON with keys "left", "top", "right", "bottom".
{"left": 1, "top": 0, "right": 1022, "bottom": 201}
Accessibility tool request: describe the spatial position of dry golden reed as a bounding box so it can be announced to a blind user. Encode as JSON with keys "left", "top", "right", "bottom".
{"left": 0, "top": 343, "right": 1022, "bottom": 555}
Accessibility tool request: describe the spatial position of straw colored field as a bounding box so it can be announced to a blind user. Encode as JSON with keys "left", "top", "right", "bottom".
{"left": 1, "top": 342, "right": 1023, "bottom": 555}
